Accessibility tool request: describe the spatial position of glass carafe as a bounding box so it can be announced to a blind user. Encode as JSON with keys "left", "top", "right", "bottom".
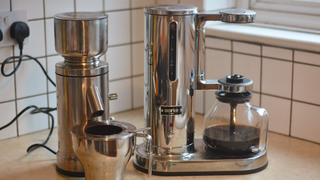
{"left": 203, "top": 75, "right": 268, "bottom": 157}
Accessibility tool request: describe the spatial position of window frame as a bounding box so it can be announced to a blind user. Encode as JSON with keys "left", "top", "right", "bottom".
{"left": 236, "top": 0, "right": 320, "bottom": 30}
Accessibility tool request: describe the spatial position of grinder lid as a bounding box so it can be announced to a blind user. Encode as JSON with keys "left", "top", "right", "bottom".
{"left": 144, "top": 4, "right": 198, "bottom": 15}
{"left": 54, "top": 12, "right": 107, "bottom": 21}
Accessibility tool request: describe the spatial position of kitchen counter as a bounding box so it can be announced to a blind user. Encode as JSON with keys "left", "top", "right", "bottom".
{"left": 0, "top": 108, "right": 319, "bottom": 180}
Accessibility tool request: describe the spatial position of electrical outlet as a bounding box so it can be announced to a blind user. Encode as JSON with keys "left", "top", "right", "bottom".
{"left": 0, "top": 9, "right": 28, "bottom": 48}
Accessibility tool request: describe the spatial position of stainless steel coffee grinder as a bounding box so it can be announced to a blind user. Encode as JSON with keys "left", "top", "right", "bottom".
{"left": 133, "top": 4, "right": 268, "bottom": 175}
{"left": 54, "top": 12, "right": 117, "bottom": 176}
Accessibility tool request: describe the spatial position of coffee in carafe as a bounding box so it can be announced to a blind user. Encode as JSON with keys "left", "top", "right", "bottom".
{"left": 203, "top": 74, "right": 268, "bottom": 157}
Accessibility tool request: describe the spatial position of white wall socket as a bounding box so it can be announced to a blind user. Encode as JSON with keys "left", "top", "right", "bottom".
{"left": 0, "top": 9, "right": 28, "bottom": 48}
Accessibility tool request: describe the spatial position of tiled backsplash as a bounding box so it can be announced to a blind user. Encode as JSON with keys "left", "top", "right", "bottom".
{"left": 0, "top": 0, "right": 319, "bottom": 145}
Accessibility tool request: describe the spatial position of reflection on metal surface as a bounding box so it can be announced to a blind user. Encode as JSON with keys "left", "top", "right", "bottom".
{"left": 133, "top": 139, "right": 268, "bottom": 174}
{"left": 71, "top": 121, "right": 153, "bottom": 180}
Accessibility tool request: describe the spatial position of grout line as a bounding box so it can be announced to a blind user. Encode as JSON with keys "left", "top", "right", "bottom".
{"left": 43, "top": 0, "right": 51, "bottom": 129}
{"left": 74, "top": 0, "right": 76, "bottom": 12}
{"left": 102, "top": 0, "right": 105, "bottom": 12}
{"left": 9, "top": 0, "right": 12, "bottom": 11}
{"left": 259, "top": 45, "right": 263, "bottom": 107}
{"left": 12, "top": 45, "right": 19, "bottom": 137}
{"left": 231, "top": 40, "right": 233, "bottom": 74}
{"left": 4, "top": 93, "right": 49, "bottom": 103}
{"left": 130, "top": 0, "right": 134, "bottom": 110}
{"left": 289, "top": 50, "right": 295, "bottom": 137}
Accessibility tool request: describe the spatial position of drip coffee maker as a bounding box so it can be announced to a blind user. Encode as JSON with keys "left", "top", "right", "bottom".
{"left": 133, "top": 4, "right": 269, "bottom": 175}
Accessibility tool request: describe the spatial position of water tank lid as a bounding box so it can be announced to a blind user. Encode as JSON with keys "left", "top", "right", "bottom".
{"left": 144, "top": 4, "right": 198, "bottom": 15}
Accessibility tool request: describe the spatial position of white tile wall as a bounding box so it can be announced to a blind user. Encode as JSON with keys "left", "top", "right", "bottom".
{"left": 233, "top": 42, "right": 260, "bottom": 56}
{"left": 204, "top": 49, "right": 231, "bottom": 113}
{"left": 0, "top": 101, "right": 17, "bottom": 140}
{"left": 205, "top": 49, "right": 231, "bottom": 79}
{"left": 108, "top": 11, "right": 130, "bottom": 46}
{"left": 109, "top": 79, "right": 132, "bottom": 114}
{"left": 76, "top": 0, "right": 103, "bottom": 12}
{"left": 250, "top": 93, "right": 260, "bottom": 107}
{"left": 45, "top": 0, "right": 74, "bottom": 18}
{"left": 15, "top": 58, "right": 47, "bottom": 98}
{"left": 17, "top": 95, "right": 49, "bottom": 135}
{"left": 105, "top": 0, "right": 130, "bottom": 11}
{"left": 293, "top": 64, "right": 320, "bottom": 104}
{"left": 45, "top": 19, "right": 55, "bottom": 55}
{"left": 291, "top": 102, "right": 320, "bottom": 143}
{"left": 132, "top": 43, "right": 144, "bottom": 76}
{"left": 262, "top": 58, "right": 292, "bottom": 98}
{"left": 0, "top": 47, "right": 13, "bottom": 60}
{"left": 133, "top": 76, "right": 143, "bottom": 108}
{"left": 131, "top": 9, "right": 144, "bottom": 42}
{"left": 0, "top": 0, "right": 10, "bottom": 12}
{"left": 233, "top": 53, "right": 261, "bottom": 92}
{"left": 0, "top": 0, "right": 319, "bottom": 145}
{"left": 107, "top": 45, "right": 131, "bottom": 80}
{"left": 261, "top": 95, "right": 291, "bottom": 135}
{"left": 131, "top": 0, "right": 155, "bottom": 8}
{"left": 206, "top": 37, "right": 231, "bottom": 50}
{"left": 294, "top": 50, "right": 320, "bottom": 66}
{"left": 0, "top": 62, "right": 15, "bottom": 102}
{"left": 12, "top": 0, "right": 44, "bottom": 20}
{"left": 262, "top": 46, "right": 292, "bottom": 60}
{"left": 157, "top": 0, "right": 178, "bottom": 4}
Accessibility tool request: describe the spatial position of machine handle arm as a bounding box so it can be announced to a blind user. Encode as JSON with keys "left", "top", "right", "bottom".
{"left": 195, "top": 10, "right": 256, "bottom": 90}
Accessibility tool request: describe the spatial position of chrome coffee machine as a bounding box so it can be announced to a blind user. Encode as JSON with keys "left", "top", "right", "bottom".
{"left": 54, "top": 12, "right": 117, "bottom": 176}
{"left": 133, "top": 4, "right": 268, "bottom": 175}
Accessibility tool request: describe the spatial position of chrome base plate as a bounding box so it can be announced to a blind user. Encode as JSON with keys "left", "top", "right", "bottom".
{"left": 133, "top": 139, "right": 268, "bottom": 176}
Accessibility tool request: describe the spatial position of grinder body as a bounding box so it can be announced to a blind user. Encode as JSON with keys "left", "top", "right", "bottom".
{"left": 54, "top": 12, "right": 110, "bottom": 176}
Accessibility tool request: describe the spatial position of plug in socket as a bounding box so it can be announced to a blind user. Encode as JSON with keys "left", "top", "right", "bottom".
{"left": 0, "top": 10, "right": 28, "bottom": 48}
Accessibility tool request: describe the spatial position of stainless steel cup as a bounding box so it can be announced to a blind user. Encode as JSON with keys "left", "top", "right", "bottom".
{"left": 71, "top": 121, "right": 152, "bottom": 180}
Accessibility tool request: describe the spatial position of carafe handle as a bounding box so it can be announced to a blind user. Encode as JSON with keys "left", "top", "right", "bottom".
{"left": 196, "top": 10, "right": 256, "bottom": 90}
{"left": 134, "top": 130, "right": 153, "bottom": 178}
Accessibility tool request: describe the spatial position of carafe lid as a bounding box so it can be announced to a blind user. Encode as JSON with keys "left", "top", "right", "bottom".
{"left": 144, "top": 4, "right": 198, "bottom": 15}
{"left": 218, "top": 74, "right": 253, "bottom": 93}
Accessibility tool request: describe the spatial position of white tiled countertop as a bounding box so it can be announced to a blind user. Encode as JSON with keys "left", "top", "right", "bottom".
{"left": 0, "top": 108, "right": 319, "bottom": 180}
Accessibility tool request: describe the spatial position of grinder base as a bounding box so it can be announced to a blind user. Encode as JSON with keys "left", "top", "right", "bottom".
{"left": 55, "top": 165, "right": 85, "bottom": 177}
{"left": 133, "top": 139, "right": 268, "bottom": 176}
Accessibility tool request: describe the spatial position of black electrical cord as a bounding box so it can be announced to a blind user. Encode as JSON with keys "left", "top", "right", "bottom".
{"left": 0, "top": 105, "right": 57, "bottom": 154}
{"left": 1, "top": 53, "right": 56, "bottom": 87}
{"left": 0, "top": 22, "right": 57, "bottom": 155}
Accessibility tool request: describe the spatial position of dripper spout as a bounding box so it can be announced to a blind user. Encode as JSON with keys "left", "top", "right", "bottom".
{"left": 87, "top": 85, "right": 105, "bottom": 118}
